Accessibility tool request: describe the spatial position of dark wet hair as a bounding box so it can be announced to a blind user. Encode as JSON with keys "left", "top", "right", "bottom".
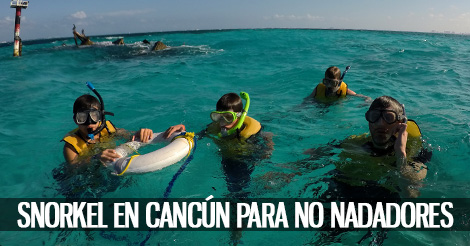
{"left": 73, "top": 94, "right": 101, "bottom": 114}
{"left": 369, "top": 96, "right": 403, "bottom": 115}
{"left": 216, "top": 93, "right": 243, "bottom": 112}
{"left": 325, "top": 66, "right": 341, "bottom": 80}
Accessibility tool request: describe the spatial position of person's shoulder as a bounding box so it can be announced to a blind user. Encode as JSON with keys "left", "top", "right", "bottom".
{"left": 341, "top": 133, "right": 371, "bottom": 147}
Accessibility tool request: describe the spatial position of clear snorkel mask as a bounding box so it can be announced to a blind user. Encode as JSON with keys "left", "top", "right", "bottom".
{"left": 211, "top": 92, "right": 250, "bottom": 138}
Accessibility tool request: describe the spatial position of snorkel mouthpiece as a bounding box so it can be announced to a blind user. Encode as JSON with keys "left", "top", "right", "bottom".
{"left": 217, "top": 91, "right": 250, "bottom": 138}
{"left": 220, "top": 128, "right": 228, "bottom": 137}
{"left": 87, "top": 128, "right": 95, "bottom": 140}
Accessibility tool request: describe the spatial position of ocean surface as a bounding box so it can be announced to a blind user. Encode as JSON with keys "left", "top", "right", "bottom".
{"left": 1, "top": 29, "right": 470, "bottom": 245}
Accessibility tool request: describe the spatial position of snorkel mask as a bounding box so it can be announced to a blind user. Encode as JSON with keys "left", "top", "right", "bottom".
{"left": 211, "top": 92, "right": 250, "bottom": 138}
{"left": 322, "top": 66, "right": 350, "bottom": 90}
{"left": 81, "top": 82, "right": 114, "bottom": 140}
{"left": 365, "top": 103, "right": 407, "bottom": 124}
{"left": 74, "top": 108, "right": 102, "bottom": 126}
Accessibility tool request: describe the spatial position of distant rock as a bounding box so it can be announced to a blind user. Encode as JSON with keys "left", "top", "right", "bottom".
{"left": 152, "top": 41, "right": 167, "bottom": 51}
{"left": 113, "top": 38, "right": 124, "bottom": 45}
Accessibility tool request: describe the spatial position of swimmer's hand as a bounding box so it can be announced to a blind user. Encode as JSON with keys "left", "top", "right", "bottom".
{"left": 98, "top": 149, "right": 122, "bottom": 163}
{"left": 132, "top": 128, "right": 154, "bottom": 143}
{"left": 163, "top": 124, "right": 186, "bottom": 139}
{"left": 394, "top": 122, "right": 408, "bottom": 158}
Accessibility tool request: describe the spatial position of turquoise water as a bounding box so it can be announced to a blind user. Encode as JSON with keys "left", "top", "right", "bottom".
{"left": 1, "top": 29, "right": 470, "bottom": 245}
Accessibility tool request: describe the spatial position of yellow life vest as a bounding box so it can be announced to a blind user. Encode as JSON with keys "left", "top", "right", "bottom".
{"left": 336, "top": 120, "right": 423, "bottom": 188}
{"left": 314, "top": 82, "right": 348, "bottom": 101}
{"left": 62, "top": 120, "right": 116, "bottom": 155}
{"left": 206, "top": 116, "right": 262, "bottom": 140}
{"left": 205, "top": 116, "right": 263, "bottom": 159}
{"left": 238, "top": 116, "right": 262, "bottom": 139}
{"left": 406, "top": 119, "right": 421, "bottom": 138}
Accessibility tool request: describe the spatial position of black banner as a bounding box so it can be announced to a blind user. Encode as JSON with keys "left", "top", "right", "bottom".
{"left": 1, "top": 198, "right": 469, "bottom": 231}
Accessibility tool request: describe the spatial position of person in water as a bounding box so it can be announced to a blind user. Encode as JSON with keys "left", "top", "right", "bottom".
{"left": 165, "top": 92, "right": 272, "bottom": 244}
{"left": 62, "top": 84, "right": 185, "bottom": 165}
{"left": 165, "top": 92, "right": 273, "bottom": 195}
{"left": 62, "top": 94, "right": 156, "bottom": 164}
{"left": 308, "top": 95, "right": 430, "bottom": 199}
{"left": 362, "top": 95, "right": 428, "bottom": 195}
{"left": 305, "top": 66, "right": 370, "bottom": 102}
{"left": 72, "top": 24, "right": 94, "bottom": 46}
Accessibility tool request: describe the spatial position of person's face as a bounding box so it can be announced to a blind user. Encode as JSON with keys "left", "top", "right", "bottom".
{"left": 323, "top": 78, "right": 341, "bottom": 92}
{"left": 210, "top": 109, "right": 241, "bottom": 130}
{"left": 219, "top": 112, "right": 239, "bottom": 130}
{"left": 367, "top": 107, "right": 400, "bottom": 147}
{"left": 75, "top": 106, "right": 101, "bottom": 136}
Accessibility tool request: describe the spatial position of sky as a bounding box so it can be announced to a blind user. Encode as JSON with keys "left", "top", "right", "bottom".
{"left": 1, "top": 0, "right": 470, "bottom": 42}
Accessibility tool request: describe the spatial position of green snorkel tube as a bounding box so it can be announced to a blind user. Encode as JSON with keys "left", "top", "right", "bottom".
{"left": 218, "top": 91, "right": 250, "bottom": 138}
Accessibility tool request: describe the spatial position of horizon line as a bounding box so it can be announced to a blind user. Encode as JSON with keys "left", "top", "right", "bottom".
{"left": 1, "top": 27, "right": 468, "bottom": 45}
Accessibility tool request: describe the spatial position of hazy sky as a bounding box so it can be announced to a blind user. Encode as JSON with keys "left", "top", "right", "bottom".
{"left": 1, "top": 0, "right": 470, "bottom": 42}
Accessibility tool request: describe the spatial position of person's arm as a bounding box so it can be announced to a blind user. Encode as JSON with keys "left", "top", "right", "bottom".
{"left": 395, "top": 123, "right": 428, "bottom": 197}
{"left": 63, "top": 143, "right": 79, "bottom": 164}
{"left": 347, "top": 89, "right": 372, "bottom": 101}
{"left": 302, "top": 86, "right": 318, "bottom": 104}
{"left": 63, "top": 143, "right": 121, "bottom": 164}
{"left": 308, "top": 87, "right": 318, "bottom": 99}
{"left": 260, "top": 131, "right": 275, "bottom": 159}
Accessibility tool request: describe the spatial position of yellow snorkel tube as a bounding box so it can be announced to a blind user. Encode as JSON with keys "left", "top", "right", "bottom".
{"left": 218, "top": 91, "right": 250, "bottom": 137}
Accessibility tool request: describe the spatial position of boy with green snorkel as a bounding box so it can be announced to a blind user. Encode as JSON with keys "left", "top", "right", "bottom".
{"left": 208, "top": 92, "right": 261, "bottom": 140}
{"left": 166, "top": 92, "right": 273, "bottom": 194}
{"left": 165, "top": 92, "right": 272, "bottom": 244}
{"left": 166, "top": 92, "right": 268, "bottom": 141}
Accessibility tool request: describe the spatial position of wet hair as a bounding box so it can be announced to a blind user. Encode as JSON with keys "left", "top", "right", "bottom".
{"left": 369, "top": 96, "right": 403, "bottom": 115}
{"left": 216, "top": 93, "right": 243, "bottom": 112}
{"left": 73, "top": 94, "right": 101, "bottom": 114}
{"left": 325, "top": 66, "right": 341, "bottom": 80}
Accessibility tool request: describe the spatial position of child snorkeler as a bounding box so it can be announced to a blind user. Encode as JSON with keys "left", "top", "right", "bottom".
{"left": 62, "top": 83, "right": 181, "bottom": 164}
{"left": 305, "top": 66, "right": 370, "bottom": 103}
{"left": 165, "top": 92, "right": 273, "bottom": 196}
